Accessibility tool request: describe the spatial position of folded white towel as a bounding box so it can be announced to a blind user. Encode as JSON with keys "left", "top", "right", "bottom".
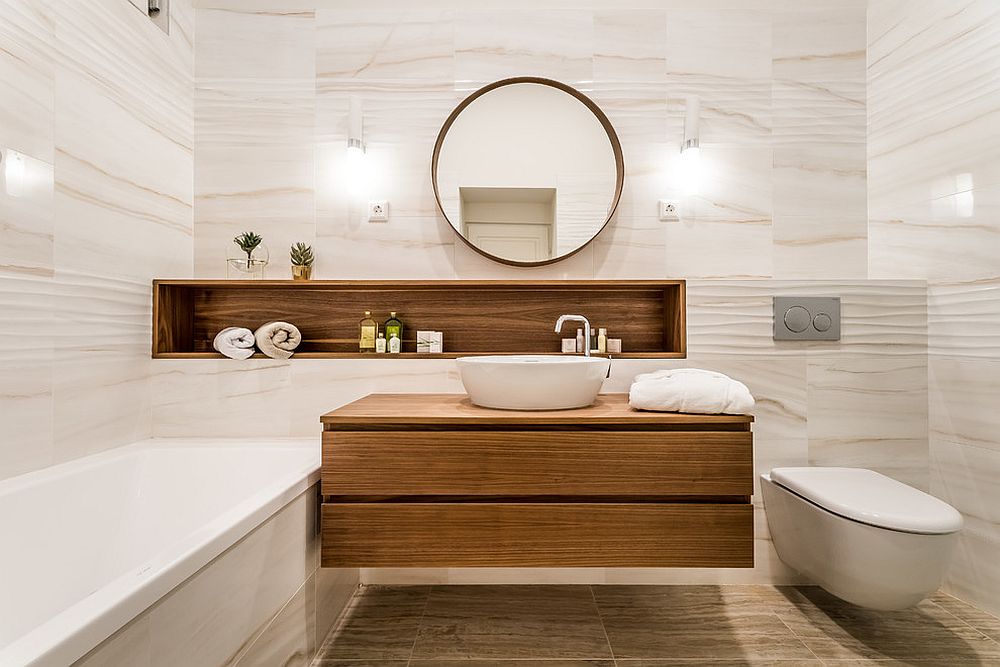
{"left": 629, "top": 368, "right": 755, "bottom": 414}
{"left": 253, "top": 321, "right": 302, "bottom": 360}
{"left": 212, "top": 326, "right": 256, "bottom": 360}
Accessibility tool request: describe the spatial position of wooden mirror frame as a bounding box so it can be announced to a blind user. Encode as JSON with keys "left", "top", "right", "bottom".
{"left": 431, "top": 77, "right": 625, "bottom": 267}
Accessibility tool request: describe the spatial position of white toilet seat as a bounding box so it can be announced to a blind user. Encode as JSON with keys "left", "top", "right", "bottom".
{"left": 770, "top": 467, "right": 963, "bottom": 535}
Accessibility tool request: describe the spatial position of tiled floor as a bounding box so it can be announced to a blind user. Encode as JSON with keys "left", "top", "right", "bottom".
{"left": 312, "top": 584, "right": 1000, "bottom": 666}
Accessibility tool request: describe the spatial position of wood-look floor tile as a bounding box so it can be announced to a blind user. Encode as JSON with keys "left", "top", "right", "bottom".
{"left": 410, "top": 585, "right": 613, "bottom": 660}
{"left": 313, "top": 661, "right": 408, "bottom": 666}
{"left": 409, "top": 661, "right": 615, "bottom": 666}
{"left": 773, "top": 586, "right": 1000, "bottom": 663}
{"left": 931, "top": 592, "right": 1000, "bottom": 643}
{"left": 615, "top": 660, "right": 823, "bottom": 666}
{"left": 315, "top": 585, "right": 429, "bottom": 661}
{"left": 593, "top": 586, "right": 816, "bottom": 661}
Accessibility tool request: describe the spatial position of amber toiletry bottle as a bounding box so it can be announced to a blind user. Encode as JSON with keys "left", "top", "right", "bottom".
{"left": 359, "top": 311, "right": 378, "bottom": 353}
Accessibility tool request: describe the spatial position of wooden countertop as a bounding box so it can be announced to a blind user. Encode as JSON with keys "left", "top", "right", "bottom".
{"left": 321, "top": 393, "right": 754, "bottom": 428}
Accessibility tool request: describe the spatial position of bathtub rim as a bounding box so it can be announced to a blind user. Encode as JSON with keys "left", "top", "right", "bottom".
{"left": 0, "top": 437, "right": 320, "bottom": 667}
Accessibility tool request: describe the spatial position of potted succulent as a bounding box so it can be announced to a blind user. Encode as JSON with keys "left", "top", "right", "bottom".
{"left": 290, "top": 242, "right": 314, "bottom": 280}
{"left": 227, "top": 231, "right": 269, "bottom": 279}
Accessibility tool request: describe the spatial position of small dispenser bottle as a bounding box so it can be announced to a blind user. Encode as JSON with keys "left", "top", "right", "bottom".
{"left": 375, "top": 332, "right": 387, "bottom": 353}
{"left": 597, "top": 327, "right": 608, "bottom": 354}
{"left": 384, "top": 311, "right": 403, "bottom": 344}
{"left": 576, "top": 328, "right": 584, "bottom": 353}
{"left": 388, "top": 332, "right": 401, "bottom": 354}
{"left": 359, "top": 310, "right": 378, "bottom": 353}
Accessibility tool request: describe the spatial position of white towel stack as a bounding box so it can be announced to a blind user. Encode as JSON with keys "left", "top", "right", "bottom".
{"left": 212, "top": 327, "right": 256, "bottom": 360}
{"left": 629, "top": 368, "right": 755, "bottom": 415}
{"left": 253, "top": 321, "right": 302, "bottom": 359}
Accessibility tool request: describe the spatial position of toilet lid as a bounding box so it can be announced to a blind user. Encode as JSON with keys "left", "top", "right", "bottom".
{"left": 770, "top": 467, "right": 964, "bottom": 535}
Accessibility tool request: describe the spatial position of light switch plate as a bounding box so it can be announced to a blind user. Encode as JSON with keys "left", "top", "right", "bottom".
{"left": 368, "top": 200, "right": 389, "bottom": 222}
{"left": 773, "top": 296, "right": 841, "bottom": 341}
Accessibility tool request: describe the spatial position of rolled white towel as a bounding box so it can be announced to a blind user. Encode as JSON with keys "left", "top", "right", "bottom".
{"left": 212, "top": 326, "right": 256, "bottom": 360}
{"left": 629, "top": 368, "right": 755, "bottom": 414}
{"left": 253, "top": 321, "right": 302, "bottom": 359}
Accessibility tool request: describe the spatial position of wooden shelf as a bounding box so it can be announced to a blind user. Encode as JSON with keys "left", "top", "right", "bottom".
{"left": 152, "top": 280, "right": 686, "bottom": 359}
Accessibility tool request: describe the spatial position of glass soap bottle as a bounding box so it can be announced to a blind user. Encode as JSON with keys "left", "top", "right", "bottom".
{"left": 388, "top": 332, "right": 401, "bottom": 354}
{"left": 375, "top": 332, "right": 387, "bottom": 354}
{"left": 597, "top": 327, "right": 607, "bottom": 354}
{"left": 359, "top": 310, "right": 378, "bottom": 353}
{"left": 384, "top": 312, "right": 403, "bottom": 345}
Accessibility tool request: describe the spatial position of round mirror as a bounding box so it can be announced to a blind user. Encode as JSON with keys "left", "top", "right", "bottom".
{"left": 432, "top": 78, "right": 624, "bottom": 266}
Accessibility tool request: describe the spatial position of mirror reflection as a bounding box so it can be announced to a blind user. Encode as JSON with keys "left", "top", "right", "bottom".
{"left": 433, "top": 80, "right": 622, "bottom": 266}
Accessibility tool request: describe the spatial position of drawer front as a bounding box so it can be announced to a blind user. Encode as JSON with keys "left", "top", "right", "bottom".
{"left": 321, "top": 502, "right": 753, "bottom": 568}
{"left": 322, "top": 430, "right": 752, "bottom": 497}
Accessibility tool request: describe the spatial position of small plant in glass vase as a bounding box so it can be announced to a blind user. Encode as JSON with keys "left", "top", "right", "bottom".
{"left": 227, "top": 231, "right": 269, "bottom": 279}
{"left": 290, "top": 242, "right": 314, "bottom": 280}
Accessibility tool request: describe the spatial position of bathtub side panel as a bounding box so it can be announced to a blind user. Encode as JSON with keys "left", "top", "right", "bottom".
{"left": 72, "top": 484, "right": 359, "bottom": 667}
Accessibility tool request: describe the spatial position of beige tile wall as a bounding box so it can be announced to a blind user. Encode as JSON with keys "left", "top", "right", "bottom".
{"left": 0, "top": 0, "right": 194, "bottom": 480}
{"left": 868, "top": 0, "right": 1000, "bottom": 616}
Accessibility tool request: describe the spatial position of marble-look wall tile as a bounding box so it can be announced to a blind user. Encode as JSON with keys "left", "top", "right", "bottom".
{"left": 868, "top": 0, "right": 1000, "bottom": 211}
{"left": 315, "top": 10, "right": 454, "bottom": 83}
{"left": 869, "top": 0, "right": 1000, "bottom": 614}
{"left": 664, "top": 9, "right": 772, "bottom": 146}
{"left": 0, "top": 0, "right": 54, "bottom": 163}
{"left": 0, "top": 148, "right": 54, "bottom": 277}
{"left": 927, "top": 281, "right": 1000, "bottom": 359}
{"left": 454, "top": 10, "right": 594, "bottom": 87}
{"left": 0, "top": 0, "right": 194, "bottom": 481}
{"left": 929, "top": 355, "right": 1000, "bottom": 453}
{"left": 870, "top": 186, "right": 1000, "bottom": 283}
{"left": 195, "top": 8, "right": 315, "bottom": 80}
{"left": 807, "top": 355, "right": 929, "bottom": 489}
{"left": 593, "top": 10, "right": 666, "bottom": 83}
{"left": 0, "top": 272, "right": 54, "bottom": 480}
{"left": 772, "top": 7, "right": 866, "bottom": 147}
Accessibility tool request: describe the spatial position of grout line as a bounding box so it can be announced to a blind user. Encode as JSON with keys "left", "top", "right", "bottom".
{"left": 589, "top": 584, "right": 619, "bottom": 667}
{"left": 928, "top": 595, "right": 1000, "bottom": 646}
{"left": 772, "top": 607, "right": 826, "bottom": 665}
{"left": 311, "top": 583, "right": 364, "bottom": 666}
{"left": 405, "top": 585, "right": 434, "bottom": 667}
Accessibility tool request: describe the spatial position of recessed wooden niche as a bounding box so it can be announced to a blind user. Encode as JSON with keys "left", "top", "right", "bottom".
{"left": 152, "top": 280, "right": 686, "bottom": 359}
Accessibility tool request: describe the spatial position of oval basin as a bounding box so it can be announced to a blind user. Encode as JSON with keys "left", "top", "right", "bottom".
{"left": 456, "top": 355, "right": 611, "bottom": 410}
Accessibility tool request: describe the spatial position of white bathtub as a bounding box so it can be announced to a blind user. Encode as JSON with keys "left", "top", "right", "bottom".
{"left": 0, "top": 438, "right": 320, "bottom": 667}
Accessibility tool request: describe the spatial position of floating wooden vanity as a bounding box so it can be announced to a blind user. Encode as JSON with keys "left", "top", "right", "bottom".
{"left": 320, "top": 394, "right": 754, "bottom": 568}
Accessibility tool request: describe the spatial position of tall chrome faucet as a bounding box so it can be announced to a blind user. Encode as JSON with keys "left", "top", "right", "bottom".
{"left": 554, "top": 314, "right": 591, "bottom": 356}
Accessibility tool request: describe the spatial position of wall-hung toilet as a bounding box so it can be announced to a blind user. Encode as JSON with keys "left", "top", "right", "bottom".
{"left": 761, "top": 467, "right": 963, "bottom": 610}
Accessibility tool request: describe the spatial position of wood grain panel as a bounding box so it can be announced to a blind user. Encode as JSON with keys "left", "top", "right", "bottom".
{"left": 322, "top": 430, "right": 752, "bottom": 497}
{"left": 320, "top": 502, "right": 754, "bottom": 568}
{"left": 321, "top": 393, "right": 753, "bottom": 429}
{"left": 151, "top": 280, "right": 685, "bottom": 358}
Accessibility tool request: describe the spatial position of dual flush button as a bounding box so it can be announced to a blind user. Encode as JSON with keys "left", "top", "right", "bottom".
{"left": 773, "top": 297, "right": 840, "bottom": 341}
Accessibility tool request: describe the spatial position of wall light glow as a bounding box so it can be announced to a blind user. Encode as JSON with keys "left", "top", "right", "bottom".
{"left": 2, "top": 148, "right": 26, "bottom": 197}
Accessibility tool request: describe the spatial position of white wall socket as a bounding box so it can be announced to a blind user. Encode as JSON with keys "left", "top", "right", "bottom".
{"left": 658, "top": 200, "right": 680, "bottom": 221}
{"left": 368, "top": 200, "right": 389, "bottom": 222}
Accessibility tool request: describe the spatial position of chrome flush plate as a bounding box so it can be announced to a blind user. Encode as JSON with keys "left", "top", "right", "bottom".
{"left": 773, "top": 296, "right": 841, "bottom": 341}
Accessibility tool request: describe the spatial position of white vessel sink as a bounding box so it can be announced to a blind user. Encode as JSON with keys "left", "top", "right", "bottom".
{"left": 456, "top": 355, "right": 611, "bottom": 410}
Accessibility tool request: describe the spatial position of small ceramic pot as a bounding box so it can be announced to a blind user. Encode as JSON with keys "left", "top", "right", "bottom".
{"left": 291, "top": 265, "right": 312, "bottom": 281}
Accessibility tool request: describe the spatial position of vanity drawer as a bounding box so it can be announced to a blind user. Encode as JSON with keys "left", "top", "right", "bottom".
{"left": 322, "top": 430, "right": 752, "bottom": 497}
{"left": 321, "top": 502, "right": 753, "bottom": 568}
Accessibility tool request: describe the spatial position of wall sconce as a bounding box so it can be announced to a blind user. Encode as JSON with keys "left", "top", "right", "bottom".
{"left": 347, "top": 96, "right": 365, "bottom": 156}
{"left": 346, "top": 96, "right": 371, "bottom": 196}
{"left": 680, "top": 96, "right": 702, "bottom": 196}
{"left": 2, "top": 147, "right": 26, "bottom": 198}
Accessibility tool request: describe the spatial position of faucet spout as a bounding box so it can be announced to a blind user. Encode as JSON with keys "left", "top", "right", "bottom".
{"left": 554, "top": 314, "right": 592, "bottom": 356}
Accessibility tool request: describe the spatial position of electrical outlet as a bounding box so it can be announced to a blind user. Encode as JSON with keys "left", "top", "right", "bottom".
{"left": 658, "top": 200, "right": 680, "bottom": 221}
{"left": 368, "top": 200, "right": 389, "bottom": 222}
